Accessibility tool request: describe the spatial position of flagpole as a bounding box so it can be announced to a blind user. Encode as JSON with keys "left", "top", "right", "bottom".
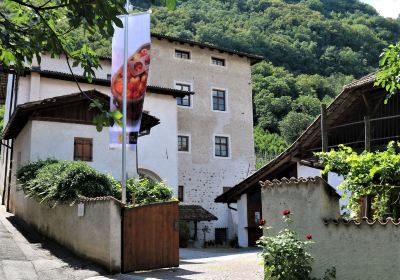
{"left": 121, "top": 1, "right": 129, "bottom": 204}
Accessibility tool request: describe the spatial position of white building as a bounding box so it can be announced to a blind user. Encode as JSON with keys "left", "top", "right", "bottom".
{"left": 0, "top": 33, "right": 262, "bottom": 244}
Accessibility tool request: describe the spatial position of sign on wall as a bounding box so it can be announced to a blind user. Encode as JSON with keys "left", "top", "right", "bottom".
{"left": 110, "top": 12, "right": 151, "bottom": 149}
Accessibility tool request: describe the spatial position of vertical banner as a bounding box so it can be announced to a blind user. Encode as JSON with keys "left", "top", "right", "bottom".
{"left": 110, "top": 12, "right": 151, "bottom": 149}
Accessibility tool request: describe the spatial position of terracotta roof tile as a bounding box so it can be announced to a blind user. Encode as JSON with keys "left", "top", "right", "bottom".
{"left": 78, "top": 196, "right": 124, "bottom": 206}
{"left": 323, "top": 217, "right": 400, "bottom": 226}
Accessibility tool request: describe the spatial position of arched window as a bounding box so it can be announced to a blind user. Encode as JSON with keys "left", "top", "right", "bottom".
{"left": 137, "top": 168, "right": 162, "bottom": 182}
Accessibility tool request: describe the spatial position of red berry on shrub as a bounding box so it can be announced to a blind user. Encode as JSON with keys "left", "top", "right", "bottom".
{"left": 306, "top": 234, "right": 312, "bottom": 240}
{"left": 259, "top": 219, "right": 266, "bottom": 226}
{"left": 282, "top": 209, "right": 291, "bottom": 215}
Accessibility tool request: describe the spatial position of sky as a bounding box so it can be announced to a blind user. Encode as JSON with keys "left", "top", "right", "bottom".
{"left": 360, "top": 0, "right": 400, "bottom": 18}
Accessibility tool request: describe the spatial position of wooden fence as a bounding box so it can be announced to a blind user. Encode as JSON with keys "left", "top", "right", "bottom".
{"left": 122, "top": 201, "right": 179, "bottom": 272}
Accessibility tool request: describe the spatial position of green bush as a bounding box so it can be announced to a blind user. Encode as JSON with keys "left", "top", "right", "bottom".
{"left": 179, "top": 220, "right": 190, "bottom": 248}
{"left": 119, "top": 177, "right": 173, "bottom": 206}
{"left": 16, "top": 158, "right": 59, "bottom": 187}
{"left": 19, "top": 160, "right": 118, "bottom": 206}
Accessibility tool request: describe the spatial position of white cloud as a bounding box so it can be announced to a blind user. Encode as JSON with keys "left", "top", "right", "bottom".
{"left": 360, "top": 0, "right": 400, "bottom": 18}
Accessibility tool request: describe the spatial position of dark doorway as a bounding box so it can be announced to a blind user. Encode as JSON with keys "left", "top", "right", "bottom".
{"left": 247, "top": 188, "right": 262, "bottom": 246}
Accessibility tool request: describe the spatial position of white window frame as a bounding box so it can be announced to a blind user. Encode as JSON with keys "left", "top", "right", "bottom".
{"left": 178, "top": 133, "right": 191, "bottom": 154}
{"left": 174, "top": 81, "right": 193, "bottom": 109}
{"left": 211, "top": 87, "right": 228, "bottom": 113}
{"left": 213, "top": 134, "right": 231, "bottom": 159}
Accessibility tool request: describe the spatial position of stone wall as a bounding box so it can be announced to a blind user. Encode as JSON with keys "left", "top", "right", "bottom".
{"left": 13, "top": 191, "right": 122, "bottom": 273}
{"left": 261, "top": 177, "right": 400, "bottom": 280}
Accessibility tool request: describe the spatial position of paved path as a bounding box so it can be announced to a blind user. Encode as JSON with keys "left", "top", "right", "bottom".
{"left": 129, "top": 248, "right": 264, "bottom": 280}
{"left": 0, "top": 205, "right": 107, "bottom": 280}
{"left": 0, "top": 205, "right": 263, "bottom": 280}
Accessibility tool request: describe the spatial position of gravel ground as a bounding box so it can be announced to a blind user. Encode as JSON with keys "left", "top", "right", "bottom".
{"left": 130, "top": 248, "right": 264, "bottom": 280}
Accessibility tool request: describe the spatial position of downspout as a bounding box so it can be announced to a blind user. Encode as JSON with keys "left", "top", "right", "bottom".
{"left": 6, "top": 75, "right": 18, "bottom": 212}
{"left": 1, "top": 74, "right": 15, "bottom": 205}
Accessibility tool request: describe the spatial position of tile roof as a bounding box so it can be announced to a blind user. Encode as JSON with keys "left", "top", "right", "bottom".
{"left": 323, "top": 217, "right": 400, "bottom": 226}
{"left": 78, "top": 196, "right": 124, "bottom": 206}
{"left": 179, "top": 204, "right": 218, "bottom": 222}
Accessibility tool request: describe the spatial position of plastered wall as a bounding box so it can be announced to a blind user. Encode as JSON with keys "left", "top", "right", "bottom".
{"left": 261, "top": 177, "right": 400, "bottom": 280}
{"left": 13, "top": 191, "right": 122, "bottom": 273}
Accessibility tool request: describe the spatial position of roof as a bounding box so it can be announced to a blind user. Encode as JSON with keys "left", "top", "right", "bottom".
{"left": 179, "top": 204, "right": 218, "bottom": 221}
{"left": 98, "top": 33, "right": 264, "bottom": 65}
{"left": 215, "top": 73, "right": 378, "bottom": 203}
{"left": 260, "top": 176, "right": 341, "bottom": 198}
{"left": 2, "top": 90, "right": 160, "bottom": 140}
{"left": 23, "top": 68, "right": 195, "bottom": 98}
{"left": 323, "top": 217, "right": 400, "bottom": 226}
{"left": 151, "top": 33, "right": 264, "bottom": 65}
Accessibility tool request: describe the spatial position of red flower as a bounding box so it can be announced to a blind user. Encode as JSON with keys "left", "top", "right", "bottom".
{"left": 306, "top": 234, "right": 312, "bottom": 240}
{"left": 282, "top": 209, "right": 291, "bottom": 216}
{"left": 259, "top": 219, "right": 266, "bottom": 226}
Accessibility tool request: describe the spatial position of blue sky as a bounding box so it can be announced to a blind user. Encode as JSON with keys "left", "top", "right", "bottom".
{"left": 360, "top": 0, "right": 400, "bottom": 18}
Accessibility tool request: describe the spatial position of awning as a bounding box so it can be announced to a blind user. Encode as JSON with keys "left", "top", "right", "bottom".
{"left": 179, "top": 204, "right": 218, "bottom": 222}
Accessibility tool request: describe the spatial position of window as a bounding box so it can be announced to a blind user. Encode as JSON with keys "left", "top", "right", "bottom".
{"left": 215, "top": 136, "right": 229, "bottom": 157}
{"left": 106, "top": 74, "right": 111, "bottom": 80}
{"left": 175, "top": 50, "right": 190, "bottom": 59}
{"left": 212, "top": 57, "right": 225, "bottom": 66}
{"left": 74, "top": 138, "right": 93, "bottom": 161}
{"left": 176, "top": 83, "right": 191, "bottom": 107}
{"left": 178, "top": 186, "right": 184, "bottom": 202}
{"left": 178, "top": 135, "right": 189, "bottom": 152}
{"left": 212, "top": 89, "right": 226, "bottom": 111}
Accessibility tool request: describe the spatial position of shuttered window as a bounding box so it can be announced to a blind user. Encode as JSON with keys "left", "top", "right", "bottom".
{"left": 74, "top": 138, "right": 93, "bottom": 162}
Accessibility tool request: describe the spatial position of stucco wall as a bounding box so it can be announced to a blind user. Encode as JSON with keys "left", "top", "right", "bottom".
{"left": 13, "top": 191, "right": 122, "bottom": 273}
{"left": 261, "top": 177, "right": 400, "bottom": 280}
{"left": 237, "top": 194, "right": 248, "bottom": 247}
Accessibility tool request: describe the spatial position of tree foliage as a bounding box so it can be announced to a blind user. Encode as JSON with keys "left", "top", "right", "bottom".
{"left": 317, "top": 142, "right": 400, "bottom": 219}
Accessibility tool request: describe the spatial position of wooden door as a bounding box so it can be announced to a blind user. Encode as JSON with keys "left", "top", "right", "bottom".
{"left": 122, "top": 201, "right": 179, "bottom": 272}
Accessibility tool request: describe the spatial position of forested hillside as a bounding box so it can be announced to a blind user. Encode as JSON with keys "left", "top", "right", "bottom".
{"left": 84, "top": 0, "right": 400, "bottom": 168}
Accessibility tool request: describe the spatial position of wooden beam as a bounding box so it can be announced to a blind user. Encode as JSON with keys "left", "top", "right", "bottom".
{"left": 321, "top": 104, "right": 328, "bottom": 181}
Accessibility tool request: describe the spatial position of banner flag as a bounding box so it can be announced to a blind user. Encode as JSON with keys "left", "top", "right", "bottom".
{"left": 110, "top": 12, "right": 151, "bottom": 149}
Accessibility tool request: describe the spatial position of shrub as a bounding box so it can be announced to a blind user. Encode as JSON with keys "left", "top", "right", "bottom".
{"left": 121, "top": 177, "right": 173, "bottom": 206}
{"left": 317, "top": 141, "right": 400, "bottom": 218}
{"left": 16, "top": 158, "right": 59, "bottom": 187}
{"left": 257, "top": 211, "right": 335, "bottom": 280}
{"left": 20, "top": 160, "right": 118, "bottom": 206}
{"left": 179, "top": 220, "right": 190, "bottom": 248}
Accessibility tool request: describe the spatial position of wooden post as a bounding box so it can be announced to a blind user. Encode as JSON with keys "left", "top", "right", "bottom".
{"left": 321, "top": 104, "right": 328, "bottom": 181}
{"left": 364, "top": 116, "right": 372, "bottom": 219}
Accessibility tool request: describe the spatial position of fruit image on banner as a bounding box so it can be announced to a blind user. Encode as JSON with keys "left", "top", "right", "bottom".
{"left": 110, "top": 12, "right": 151, "bottom": 149}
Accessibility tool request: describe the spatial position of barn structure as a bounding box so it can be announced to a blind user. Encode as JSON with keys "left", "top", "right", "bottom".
{"left": 215, "top": 73, "right": 398, "bottom": 247}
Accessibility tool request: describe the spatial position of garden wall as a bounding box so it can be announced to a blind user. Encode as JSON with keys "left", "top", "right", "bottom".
{"left": 13, "top": 190, "right": 122, "bottom": 273}
{"left": 261, "top": 177, "right": 400, "bottom": 280}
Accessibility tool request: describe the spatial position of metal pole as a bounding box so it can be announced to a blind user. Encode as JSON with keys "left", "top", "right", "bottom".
{"left": 364, "top": 116, "right": 372, "bottom": 218}
{"left": 320, "top": 104, "right": 328, "bottom": 181}
{"left": 121, "top": 1, "right": 129, "bottom": 204}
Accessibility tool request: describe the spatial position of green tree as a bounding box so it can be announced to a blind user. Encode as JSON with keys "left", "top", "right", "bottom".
{"left": 279, "top": 111, "right": 314, "bottom": 144}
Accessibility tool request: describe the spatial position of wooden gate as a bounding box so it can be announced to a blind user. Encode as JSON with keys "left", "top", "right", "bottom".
{"left": 122, "top": 201, "right": 179, "bottom": 272}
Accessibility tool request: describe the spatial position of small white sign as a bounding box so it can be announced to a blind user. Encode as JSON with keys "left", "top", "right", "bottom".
{"left": 77, "top": 203, "right": 85, "bottom": 217}
{"left": 255, "top": 211, "right": 261, "bottom": 223}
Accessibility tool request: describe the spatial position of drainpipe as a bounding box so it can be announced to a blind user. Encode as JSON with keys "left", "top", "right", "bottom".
{"left": 5, "top": 75, "right": 18, "bottom": 212}
{"left": 1, "top": 74, "right": 15, "bottom": 206}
